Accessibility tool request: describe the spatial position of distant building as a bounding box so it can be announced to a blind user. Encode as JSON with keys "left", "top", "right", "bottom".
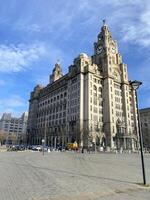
{"left": 27, "top": 21, "right": 138, "bottom": 151}
{"left": 0, "top": 112, "right": 28, "bottom": 144}
{"left": 140, "top": 108, "right": 150, "bottom": 149}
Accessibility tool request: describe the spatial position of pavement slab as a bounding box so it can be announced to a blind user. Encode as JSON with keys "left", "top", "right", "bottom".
{"left": 0, "top": 151, "right": 150, "bottom": 200}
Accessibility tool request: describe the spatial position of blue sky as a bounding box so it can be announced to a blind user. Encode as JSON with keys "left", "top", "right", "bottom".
{"left": 0, "top": 0, "right": 150, "bottom": 117}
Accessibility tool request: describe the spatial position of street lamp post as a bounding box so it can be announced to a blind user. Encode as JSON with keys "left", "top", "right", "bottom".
{"left": 130, "top": 80, "right": 146, "bottom": 185}
{"left": 42, "top": 139, "right": 45, "bottom": 156}
{"left": 44, "top": 120, "right": 47, "bottom": 147}
{"left": 42, "top": 120, "right": 47, "bottom": 156}
{"left": 95, "top": 140, "right": 96, "bottom": 153}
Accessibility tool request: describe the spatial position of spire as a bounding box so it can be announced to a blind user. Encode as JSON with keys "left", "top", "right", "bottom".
{"left": 103, "top": 19, "right": 107, "bottom": 26}
{"left": 101, "top": 19, "right": 109, "bottom": 32}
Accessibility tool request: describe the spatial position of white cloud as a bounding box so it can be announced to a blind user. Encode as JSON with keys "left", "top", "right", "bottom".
{"left": 1, "top": 0, "right": 148, "bottom": 49}
{"left": 0, "top": 94, "right": 27, "bottom": 118}
{"left": 78, "top": 1, "right": 150, "bottom": 49}
{"left": 0, "top": 43, "right": 47, "bottom": 72}
{"left": 0, "top": 95, "right": 25, "bottom": 108}
{"left": 110, "top": 1, "right": 150, "bottom": 47}
{"left": 74, "top": 0, "right": 150, "bottom": 48}
{"left": 0, "top": 94, "right": 28, "bottom": 117}
{"left": 0, "top": 0, "right": 149, "bottom": 49}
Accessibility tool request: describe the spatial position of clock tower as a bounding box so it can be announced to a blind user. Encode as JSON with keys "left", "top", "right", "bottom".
{"left": 93, "top": 20, "right": 123, "bottom": 78}
{"left": 92, "top": 21, "right": 134, "bottom": 149}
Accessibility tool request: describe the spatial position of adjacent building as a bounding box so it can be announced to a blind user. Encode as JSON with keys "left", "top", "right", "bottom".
{"left": 0, "top": 112, "right": 28, "bottom": 144}
{"left": 27, "top": 21, "right": 138, "bottom": 150}
{"left": 140, "top": 108, "right": 150, "bottom": 150}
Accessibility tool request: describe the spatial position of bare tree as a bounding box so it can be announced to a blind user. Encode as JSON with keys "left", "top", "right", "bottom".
{"left": 20, "top": 134, "right": 27, "bottom": 145}
{"left": 8, "top": 133, "right": 18, "bottom": 145}
{"left": 0, "top": 130, "right": 8, "bottom": 145}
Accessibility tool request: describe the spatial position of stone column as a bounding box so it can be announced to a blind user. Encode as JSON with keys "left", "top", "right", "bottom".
{"left": 131, "top": 138, "right": 134, "bottom": 151}
{"left": 124, "top": 137, "right": 126, "bottom": 150}
{"left": 54, "top": 137, "right": 57, "bottom": 149}
{"left": 117, "top": 138, "right": 119, "bottom": 150}
{"left": 52, "top": 136, "right": 53, "bottom": 147}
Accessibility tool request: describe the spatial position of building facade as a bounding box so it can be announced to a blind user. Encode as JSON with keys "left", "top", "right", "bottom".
{"left": 27, "top": 22, "right": 138, "bottom": 150}
{"left": 140, "top": 108, "right": 150, "bottom": 150}
{"left": 0, "top": 112, "right": 28, "bottom": 144}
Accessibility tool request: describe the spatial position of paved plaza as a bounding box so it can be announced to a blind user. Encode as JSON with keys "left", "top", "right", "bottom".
{"left": 0, "top": 151, "right": 150, "bottom": 200}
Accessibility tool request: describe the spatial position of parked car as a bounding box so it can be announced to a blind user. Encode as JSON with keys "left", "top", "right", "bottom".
{"left": 31, "top": 145, "right": 38, "bottom": 151}
{"left": 7, "top": 145, "right": 18, "bottom": 151}
{"left": 27, "top": 145, "right": 33, "bottom": 150}
{"left": 36, "top": 146, "right": 42, "bottom": 151}
{"left": 19, "top": 145, "right": 26, "bottom": 151}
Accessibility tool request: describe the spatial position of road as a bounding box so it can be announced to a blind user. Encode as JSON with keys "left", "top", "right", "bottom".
{"left": 0, "top": 151, "right": 150, "bottom": 200}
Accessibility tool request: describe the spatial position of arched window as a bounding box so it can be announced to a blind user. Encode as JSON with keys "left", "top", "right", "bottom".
{"left": 99, "top": 87, "right": 102, "bottom": 93}
{"left": 93, "top": 85, "right": 97, "bottom": 91}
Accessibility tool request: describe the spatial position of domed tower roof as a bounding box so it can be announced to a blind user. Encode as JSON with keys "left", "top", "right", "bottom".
{"left": 79, "top": 53, "right": 88, "bottom": 58}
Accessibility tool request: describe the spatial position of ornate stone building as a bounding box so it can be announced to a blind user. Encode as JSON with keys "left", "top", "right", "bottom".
{"left": 140, "top": 108, "right": 150, "bottom": 150}
{"left": 27, "top": 21, "right": 138, "bottom": 150}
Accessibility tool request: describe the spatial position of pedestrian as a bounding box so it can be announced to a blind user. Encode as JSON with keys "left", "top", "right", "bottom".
{"left": 81, "top": 147, "right": 84, "bottom": 153}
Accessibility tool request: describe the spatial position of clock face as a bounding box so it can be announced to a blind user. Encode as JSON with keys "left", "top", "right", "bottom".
{"left": 111, "top": 47, "right": 116, "bottom": 54}
{"left": 96, "top": 45, "right": 103, "bottom": 54}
